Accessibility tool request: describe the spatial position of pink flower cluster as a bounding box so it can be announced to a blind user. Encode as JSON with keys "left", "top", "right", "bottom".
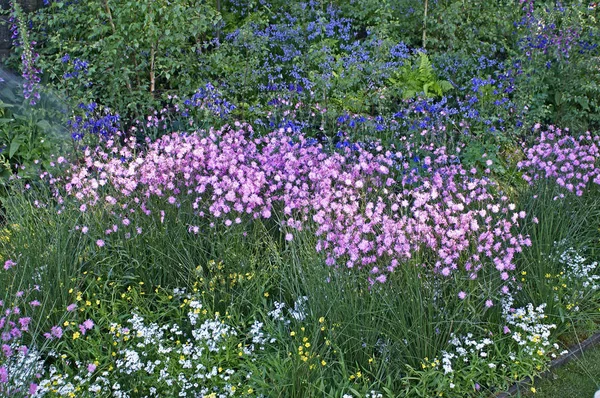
{"left": 0, "top": 279, "right": 41, "bottom": 395}
{"left": 59, "top": 124, "right": 531, "bottom": 285}
{"left": 518, "top": 125, "right": 600, "bottom": 196}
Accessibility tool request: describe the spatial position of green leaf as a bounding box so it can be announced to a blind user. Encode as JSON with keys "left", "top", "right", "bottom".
{"left": 9, "top": 140, "right": 21, "bottom": 158}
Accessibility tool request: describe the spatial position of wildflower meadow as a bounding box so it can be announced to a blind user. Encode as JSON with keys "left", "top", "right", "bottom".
{"left": 1, "top": 0, "right": 600, "bottom": 397}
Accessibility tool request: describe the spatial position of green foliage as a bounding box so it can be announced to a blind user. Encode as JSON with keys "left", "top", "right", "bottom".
{"left": 510, "top": 3, "right": 600, "bottom": 132}
{"left": 0, "top": 84, "right": 65, "bottom": 189}
{"left": 387, "top": 52, "right": 453, "bottom": 100}
{"left": 517, "top": 180, "right": 600, "bottom": 335}
{"left": 31, "top": 0, "right": 221, "bottom": 119}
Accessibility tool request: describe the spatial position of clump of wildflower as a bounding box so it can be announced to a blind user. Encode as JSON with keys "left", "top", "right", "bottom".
{"left": 0, "top": 265, "right": 44, "bottom": 395}
{"left": 58, "top": 124, "right": 529, "bottom": 288}
{"left": 9, "top": 2, "right": 41, "bottom": 105}
{"left": 518, "top": 126, "right": 600, "bottom": 197}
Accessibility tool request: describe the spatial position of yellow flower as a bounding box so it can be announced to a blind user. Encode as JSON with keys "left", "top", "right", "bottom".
{"left": 321, "top": 360, "right": 327, "bottom": 366}
{"left": 290, "top": 331, "right": 296, "bottom": 336}
{"left": 264, "top": 292, "right": 269, "bottom": 297}
{"left": 319, "top": 317, "right": 325, "bottom": 323}
{"left": 72, "top": 331, "right": 80, "bottom": 340}
{"left": 531, "top": 387, "right": 536, "bottom": 393}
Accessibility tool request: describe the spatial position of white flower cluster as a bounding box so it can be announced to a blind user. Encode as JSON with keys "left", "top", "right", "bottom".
{"left": 268, "top": 296, "right": 309, "bottom": 323}
{"left": 1, "top": 344, "right": 44, "bottom": 393}
{"left": 502, "top": 295, "right": 556, "bottom": 358}
{"left": 441, "top": 334, "right": 497, "bottom": 375}
{"left": 556, "top": 245, "right": 600, "bottom": 293}
{"left": 342, "top": 391, "right": 382, "bottom": 398}
{"left": 289, "top": 296, "right": 309, "bottom": 321}
{"left": 34, "top": 296, "right": 273, "bottom": 397}
{"left": 35, "top": 361, "right": 99, "bottom": 396}
{"left": 431, "top": 294, "right": 558, "bottom": 385}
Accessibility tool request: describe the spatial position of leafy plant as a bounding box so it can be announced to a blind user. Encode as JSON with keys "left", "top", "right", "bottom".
{"left": 30, "top": 0, "right": 222, "bottom": 120}
{"left": 387, "top": 52, "right": 453, "bottom": 100}
{"left": 0, "top": 76, "right": 65, "bottom": 189}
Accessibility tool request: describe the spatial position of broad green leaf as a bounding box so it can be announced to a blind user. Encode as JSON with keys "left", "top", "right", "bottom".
{"left": 9, "top": 140, "right": 21, "bottom": 158}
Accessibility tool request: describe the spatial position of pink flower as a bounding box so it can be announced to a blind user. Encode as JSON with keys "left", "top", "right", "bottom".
{"left": 485, "top": 300, "right": 493, "bottom": 308}
{"left": 87, "top": 363, "right": 97, "bottom": 373}
{"left": 458, "top": 291, "right": 466, "bottom": 300}
{"left": 0, "top": 365, "right": 7, "bottom": 383}
{"left": 96, "top": 239, "right": 105, "bottom": 247}
{"left": 83, "top": 319, "right": 94, "bottom": 330}
{"left": 2, "top": 344, "right": 12, "bottom": 357}
{"left": 66, "top": 303, "right": 77, "bottom": 312}
{"left": 50, "top": 326, "right": 63, "bottom": 339}
{"left": 18, "top": 317, "right": 31, "bottom": 331}
{"left": 3, "top": 260, "right": 16, "bottom": 271}
{"left": 285, "top": 233, "right": 293, "bottom": 241}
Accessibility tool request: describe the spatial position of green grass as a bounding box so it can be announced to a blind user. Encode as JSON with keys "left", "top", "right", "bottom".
{"left": 519, "top": 344, "right": 600, "bottom": 398}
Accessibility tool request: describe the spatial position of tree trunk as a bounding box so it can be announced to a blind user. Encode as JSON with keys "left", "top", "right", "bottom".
{"left": 422, "top": 0, "right": 428, "bottom": 49}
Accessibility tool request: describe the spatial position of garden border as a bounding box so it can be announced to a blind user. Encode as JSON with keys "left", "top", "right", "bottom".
{"left": 495, "top": 331, "right": 600, "bottom": 397}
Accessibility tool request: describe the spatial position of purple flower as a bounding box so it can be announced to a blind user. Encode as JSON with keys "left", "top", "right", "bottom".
{"left": 2, "top": 344, "right": 12, "bottom": 357}
{"left": 50, "top": 326, "right": 63, "bottom": 339}
{"left": 83, "top": 319, "right": 94, "bottom": 330}
{"left": 3, "top": 260, "right": 16, "bottom": 271}
{"left": 0, "top": 365, "right": 7, "bottom": 383}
